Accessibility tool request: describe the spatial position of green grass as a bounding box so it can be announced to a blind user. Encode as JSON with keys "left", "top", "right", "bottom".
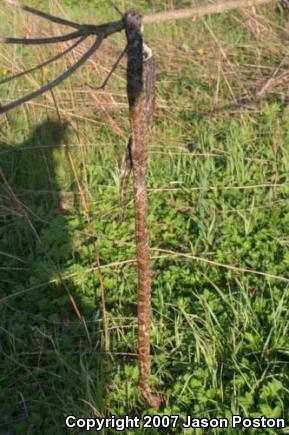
{"left": 1, "top": 1, "right": 289, "bottom": 434}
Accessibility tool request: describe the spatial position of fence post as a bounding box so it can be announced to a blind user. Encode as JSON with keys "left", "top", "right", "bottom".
{"left": 123, "top": 10, "right": 161, "bottom": 409}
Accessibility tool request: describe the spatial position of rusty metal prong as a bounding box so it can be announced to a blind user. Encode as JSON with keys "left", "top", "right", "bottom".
{"left": 0, "top": 35, "right": 103, "bottom": 113}
{"left": 0, "top": 36, "right": 85, "bottom": 86}
{"left": 87, "top": 44, "right": 127, "bottom": 91}
{"left": 109, "top": 0, "right": 123, "bottom": 16}
{"left": 1, "top": 30, "right": 83, "bottom": 45}
{"left": 5, "top": 1, "right": 83, "bottom": 30}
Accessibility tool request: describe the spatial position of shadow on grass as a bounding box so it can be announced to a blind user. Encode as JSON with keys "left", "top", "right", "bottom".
{"left": 0, "top": 119, "right": 106, "bottom": 433}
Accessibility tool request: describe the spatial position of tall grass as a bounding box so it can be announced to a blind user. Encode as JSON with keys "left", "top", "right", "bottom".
{"left": 1, "top": 1, "right": 289, "bottom": 433}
